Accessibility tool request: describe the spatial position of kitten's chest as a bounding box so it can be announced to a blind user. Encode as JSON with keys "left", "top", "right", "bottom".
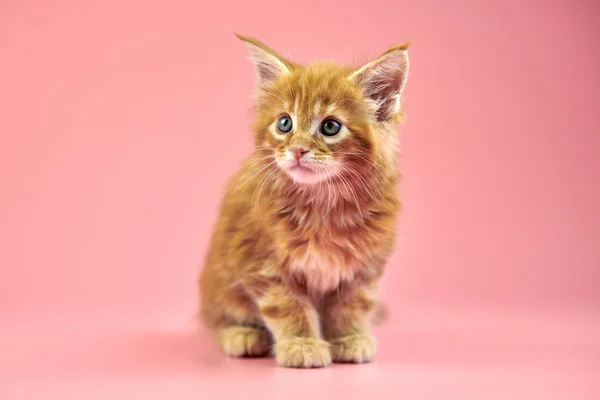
{"left": 286, "top": 233, "right": 361, "bottom": 293}
{"left": 275, "top": 199, "right": 393, "bottom": 293}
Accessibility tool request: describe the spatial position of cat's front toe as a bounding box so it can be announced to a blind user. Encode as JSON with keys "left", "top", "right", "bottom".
{"left": 275, "top": 337, "right": 331, "bottom": 368}
{"left": 330, "top": 333, "right": 376, "bottom": 363}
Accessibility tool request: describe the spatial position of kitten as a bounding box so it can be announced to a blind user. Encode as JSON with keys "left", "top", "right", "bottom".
{"left": 199, "top": 34, "right": 410, "bottom": 368}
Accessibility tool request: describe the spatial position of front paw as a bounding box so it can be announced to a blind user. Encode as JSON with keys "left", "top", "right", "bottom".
{"left": 330, "top": 333, "right": 376, "bottom": 363}
{"left": 218, "top": 326, "right": 272, "bottom": 357}
{"left": 275, "top": 337, "right": 332, "bottom": 368}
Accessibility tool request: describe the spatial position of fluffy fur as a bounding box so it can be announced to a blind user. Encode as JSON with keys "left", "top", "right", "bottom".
{"left": 199, "top": 34, "right": 410, "bottom": 368}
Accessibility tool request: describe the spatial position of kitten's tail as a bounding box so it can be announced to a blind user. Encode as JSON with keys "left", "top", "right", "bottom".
{"left": 372, "top": 301, "right": 388, "bottom": 325}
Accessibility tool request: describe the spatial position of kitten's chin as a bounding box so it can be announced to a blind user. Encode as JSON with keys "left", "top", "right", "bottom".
{"left": 284, "top": 164, "right": 323, "bottom": 184}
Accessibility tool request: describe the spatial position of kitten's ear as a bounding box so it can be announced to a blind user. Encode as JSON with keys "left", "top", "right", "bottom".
{"left": 235, "top": 33, "right": 293, "bottom": 87}
{"left": 350, "top": 43, "right": 410, "bottom": 122}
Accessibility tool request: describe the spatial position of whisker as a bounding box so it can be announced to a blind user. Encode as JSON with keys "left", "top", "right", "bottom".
{"left": 337, "top": 162, "right": 382, "bottom": 211}
{"left": 333, "top": 152, "right": 384, "bottom": 172}
{"left": 321, "top": 166, "right": 336, "bottom": 220}
{"left": 337, "top": 169, "right": 363, "bottom": 220}
{"left": 220, "top": 158, "right": 277, "bottom": 200}
{"left": 252, "top": 165, "right": 279, "bottom": 221}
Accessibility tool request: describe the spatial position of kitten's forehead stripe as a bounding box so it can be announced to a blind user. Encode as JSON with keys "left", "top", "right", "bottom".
{"left": 312, "top": 101, "right": 321, "bottom": 118}
{"left": 325, "top": 104, "right": 336, "bottom": 116}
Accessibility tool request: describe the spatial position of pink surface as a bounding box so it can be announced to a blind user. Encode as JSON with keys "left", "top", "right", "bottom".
{"left": 1, "top": 0, "right": 599, "bottom": 398}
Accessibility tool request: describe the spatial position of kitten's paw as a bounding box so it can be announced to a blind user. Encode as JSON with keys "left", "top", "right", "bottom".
{"left": 330, "top": 333, "right": 376, "bottom": 363}
{"left": 218, "top": 326, "right": 272, "bottom": 357}
{"left": 275, "top": 337, "right": 331, "bottom": 368}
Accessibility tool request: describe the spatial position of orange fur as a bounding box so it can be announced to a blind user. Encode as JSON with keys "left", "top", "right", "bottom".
{"left": 199, "top": 34, "right": 410, "bottom": 368}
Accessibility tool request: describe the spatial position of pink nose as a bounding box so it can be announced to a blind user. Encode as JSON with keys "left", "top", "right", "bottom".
{"left": 292, "top": 147, "right": 309, "bottom": 161}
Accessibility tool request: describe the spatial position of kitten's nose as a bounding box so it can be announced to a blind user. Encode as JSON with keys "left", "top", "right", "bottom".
{"left": 291, "top": 147, "right": 310, "bottom": 161}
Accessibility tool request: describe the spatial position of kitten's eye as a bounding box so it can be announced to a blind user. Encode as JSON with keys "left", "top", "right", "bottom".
{"left": 277, "top": 115, "right": 293, "bottom": 133}
{"left": 320, "top": 119, "right": 341, "bottom": 136}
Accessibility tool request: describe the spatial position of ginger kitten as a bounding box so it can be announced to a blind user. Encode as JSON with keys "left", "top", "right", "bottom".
{"left": 199, "top": 34, "right": 410, "bottom": 368}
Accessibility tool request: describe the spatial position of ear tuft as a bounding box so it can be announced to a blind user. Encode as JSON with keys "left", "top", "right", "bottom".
{"left": 235, "top": 34, "right": 293, "bottom": 87}
{"left": 350, "top": 43, "right": 410, "bottom": 122}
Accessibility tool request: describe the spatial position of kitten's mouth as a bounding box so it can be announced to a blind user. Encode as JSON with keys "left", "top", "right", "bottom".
{"left": 284, "top": 162, "right": 321, "bottom": 184}
{"left": 289, "top": 164, "right": 314, "bottom": 173}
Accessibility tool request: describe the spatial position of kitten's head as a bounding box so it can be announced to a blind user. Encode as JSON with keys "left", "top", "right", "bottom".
{"left": 237, "top": 34, "right": 410, "bottom": 185}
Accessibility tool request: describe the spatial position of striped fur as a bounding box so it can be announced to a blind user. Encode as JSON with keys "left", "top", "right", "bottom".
{"left": 199, "top": 34, "right": 410, "bottom": 368}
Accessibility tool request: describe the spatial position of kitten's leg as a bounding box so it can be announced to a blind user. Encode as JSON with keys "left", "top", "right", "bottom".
{"left": 201, "top": 282, "right": 272, "bottom": 358}
{"left": 248, "top": 281, "right": 331, "bottom": 368}
{"left": 322, "top": 283, "right": 378, "bottom": 364}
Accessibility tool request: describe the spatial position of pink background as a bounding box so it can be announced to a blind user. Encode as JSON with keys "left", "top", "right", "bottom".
{"left": 1, "top": 0, "right": 599, "bottom": 398}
